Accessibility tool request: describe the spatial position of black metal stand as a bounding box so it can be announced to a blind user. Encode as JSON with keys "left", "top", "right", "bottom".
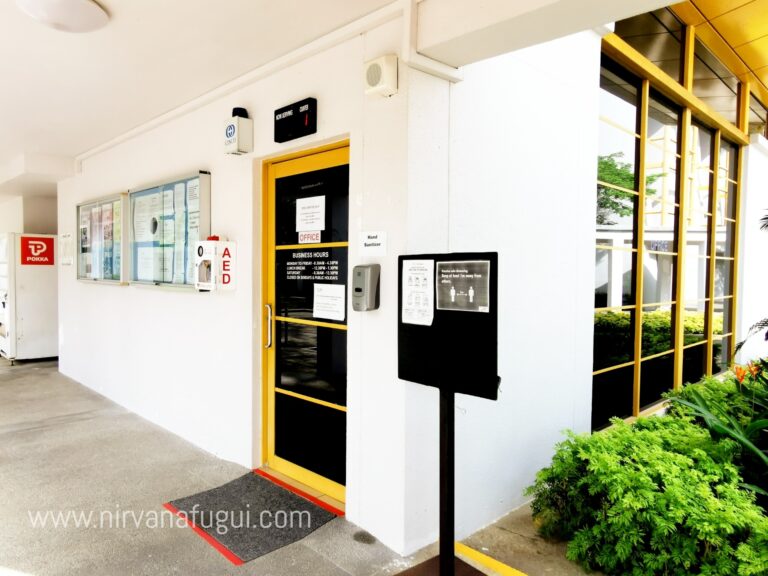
{"left": 439, "top": 387, "right": 455, "bottom": 575}
{"left": 397, "top": 388, "right": 483, "bottom": 576}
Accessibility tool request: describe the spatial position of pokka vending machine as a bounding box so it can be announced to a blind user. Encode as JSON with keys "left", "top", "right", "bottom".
{"left": 0, "top": 233, "right": 58, "bottom": 363}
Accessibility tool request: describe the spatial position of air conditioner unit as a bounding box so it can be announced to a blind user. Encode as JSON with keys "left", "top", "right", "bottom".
{"left": 365, "top": 54, "right": 398, "bottom": 97}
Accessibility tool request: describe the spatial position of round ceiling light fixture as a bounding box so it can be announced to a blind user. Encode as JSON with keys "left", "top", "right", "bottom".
{"left": 15, "top": 0, "right": 109, "bottom": 33}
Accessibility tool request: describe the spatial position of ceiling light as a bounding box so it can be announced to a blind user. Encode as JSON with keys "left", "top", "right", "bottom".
{"left": 15, "top": 0, "right": 109, "bottom": 33}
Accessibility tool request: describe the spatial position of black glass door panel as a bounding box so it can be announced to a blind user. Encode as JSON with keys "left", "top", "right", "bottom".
{"left": 276, "top": 247, "right": 348, "bottom": 324}
{"left": 269, "top": 150, "right": 349, "bottom": 491}
{"left": 276, "top": 165, "right": 349, "bottom": 245}
{"left": 276, "top": 322, "right": 347, "bottom": 406}
{"left": 275, "top": 393, "right": 346, "bottom": 485}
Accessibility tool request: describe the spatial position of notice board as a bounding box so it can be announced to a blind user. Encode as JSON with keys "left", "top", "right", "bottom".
{"left": 78, "top": 194, "right": 125, "bottom": 282}
{"left": 129, "top": 172, "right": 210, "bottom": 286}
{"left": 398, "top": 252, "right": 500, "bottom": 400}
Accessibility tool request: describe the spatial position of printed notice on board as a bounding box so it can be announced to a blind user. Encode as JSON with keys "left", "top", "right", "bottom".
{"left": 296, "top": 195, "right": 325, "bottom": 232}
{"left": 402, "top": 259, "right": 434, "bottom": 326}
{"left": 313, "top": 283, "right": 346, "bottom": 321}
{"left": 436, "top": 260, "right": 490, "bottom": 313}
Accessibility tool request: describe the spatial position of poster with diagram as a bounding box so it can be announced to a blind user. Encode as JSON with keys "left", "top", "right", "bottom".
{"left": 128, "top": 172, "right": 210, "bottom": 286}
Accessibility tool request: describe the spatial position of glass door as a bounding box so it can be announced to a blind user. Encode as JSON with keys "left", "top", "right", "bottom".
{"left": 264, "top": 143, "right": 349, "bottom": 502}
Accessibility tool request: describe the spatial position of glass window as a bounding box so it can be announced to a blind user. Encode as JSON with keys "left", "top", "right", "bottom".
{"left": 614, "top": 9, "right": 684, "bottom": 83}
{"left": 683, "top": 302, "right": 708, "bottom": 346}
{"left": 642, "top": 250, "right": 676, "bottom": 305}
{"left": 597, "top": 62, "right": 640, "bottom": 231}
{"left": 711, "top": 336, "right": 732, "bottom": 374}
{"left": 592, "top": 46, "right": 742, "bottom": 431}
{"left": 594, "top": 310, "right": 635, "bottom": 371}
{"left": 592, "top": 365, "right": 634, "bottom": 430}
{"left": 642, "top": 305, "right": 676, "bottom": 357}
{"left": 693, "top": 39, "right": 738, "bottom": 125}
{"left": 595, "top": 244, "right": 635, "bottom": 307}
{"left": 687, "top": 123, "right": 713, "bottom": 230}
{"left": 748, "top": 96, "right": 768, "bottom": 137}
{"left": 640, "top": 352, "right": 675, "bottom": 409}
{"left": 682, "top": 342, "right": 708, "bottom": 385}
{"left": 645, "top": 96, "right": 680, "bottom": 233}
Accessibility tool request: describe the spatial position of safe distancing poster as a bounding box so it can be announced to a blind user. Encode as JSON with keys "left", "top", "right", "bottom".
{"left": 436, "top": 260, "right": 490, "bottom": 313}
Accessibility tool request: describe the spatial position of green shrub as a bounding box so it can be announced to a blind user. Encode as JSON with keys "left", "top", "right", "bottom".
{"left": 667, "top": 374, "right": 758, "bottom": 430}
{"left": 527, "top": 417, "right": 768, "bottom": 575}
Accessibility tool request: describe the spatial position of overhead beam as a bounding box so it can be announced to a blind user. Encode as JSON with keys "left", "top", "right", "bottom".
{"left": 416, "top": 0, "right": 672, "bottom": 67}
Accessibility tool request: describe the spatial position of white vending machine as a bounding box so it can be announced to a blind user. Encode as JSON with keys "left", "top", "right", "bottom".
{"left": 0, "top": 233, "right": 58, "bottom": 362}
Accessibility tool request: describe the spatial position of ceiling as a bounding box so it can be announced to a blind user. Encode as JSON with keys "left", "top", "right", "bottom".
{"left": 0, "top": 0, "right": 393, "bottom": 196}
{"left": 672, "top": 0, "right": 768, "bottom": 112}
{"left": 4, "top": 0, "right": 768, "bottom": 200}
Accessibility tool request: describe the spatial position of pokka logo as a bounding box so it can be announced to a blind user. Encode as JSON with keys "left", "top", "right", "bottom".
{"left": 29, "top": 241, "right": 47, "bottom": 256}
{"left": 21, "top": 237, "right": 54, "bottom": 265}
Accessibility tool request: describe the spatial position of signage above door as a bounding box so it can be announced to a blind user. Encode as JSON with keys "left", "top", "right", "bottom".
{"left": 274, "top": 97, "right": 317, "bottom": 143}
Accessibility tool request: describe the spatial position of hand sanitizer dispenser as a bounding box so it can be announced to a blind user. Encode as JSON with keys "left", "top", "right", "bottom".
{"left": 352, "top": 264, "right": 380, "bottom": 311}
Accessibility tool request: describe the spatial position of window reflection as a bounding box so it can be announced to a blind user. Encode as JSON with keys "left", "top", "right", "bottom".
{"left": 597, "top": 63, "right": 639, "bottom": 231}
{"left": 641, "top": 305, "right": 676, "bottom": 357}
{"left": 592, "top": 365, "right": 634, "bottom": 430}
{"left": 615, "top": 9, "right": 683, "bottom": 83}
{"left": 693, "top": 39, "right": 738, "bottom": 125}
{"left": 645, "top": 96, "right": 679, "bottom": 232}
{"left": 640, "top": 352, "right": 674, "bottom": 409}
{"left": 683, "top": 343, "right": 708, "bottom": 385}
{"left": 276, "top": 322, "right": 347, "bottom": 406}
{"left": 749, "top": 96, "right": 768, "bottom": 138}
{"left": 593, "top": 310, "right": 635, "bottom": 371}
{"left": 595, "top": 247, "right": 635, "bottom": 308}
{"left": 642, "top": 248, "right": 676, "bottom": 305}
{"left": 687, "top": 123, "right": 713, "bottom": 231}
{"left": 683, "top": 301, "right": 709, "bottom": 345}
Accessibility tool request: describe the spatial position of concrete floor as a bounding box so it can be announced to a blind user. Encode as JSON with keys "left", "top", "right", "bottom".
{"left": 0, "top": 359, "right": 590, "bottom": 576}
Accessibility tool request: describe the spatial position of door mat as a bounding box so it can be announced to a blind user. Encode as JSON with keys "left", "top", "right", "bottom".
{"left": 164, "top": 472, "right": 338, "bottom": 565}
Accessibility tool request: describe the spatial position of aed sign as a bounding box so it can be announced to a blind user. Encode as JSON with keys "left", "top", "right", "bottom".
{"left": 20, "top": 236, "right": 55, "bottom": 265}
{"left": 219, "top": 242, "right": 236, "bottom": 290}
{"left": 193, "top": 241, "right": 236, "bottom": 291}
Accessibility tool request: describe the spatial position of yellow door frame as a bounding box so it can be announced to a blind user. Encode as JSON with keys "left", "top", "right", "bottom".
{"left": 261, "top": 140, "right": 350, "bottom": 503}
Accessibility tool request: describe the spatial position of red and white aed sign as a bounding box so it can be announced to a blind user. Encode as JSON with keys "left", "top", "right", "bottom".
{"left": 20, "top": 236, "right": 55, "bottom": 266}
{"left": 219, "top": 242, "right": 236, "bottom": 290}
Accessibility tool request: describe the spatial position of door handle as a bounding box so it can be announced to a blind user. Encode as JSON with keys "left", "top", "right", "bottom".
{"left": 264, "top": 304, "right": 273, "bottom": 349}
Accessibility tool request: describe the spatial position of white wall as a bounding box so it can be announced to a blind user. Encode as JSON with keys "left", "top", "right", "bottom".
{"left": 56, "top": 16, "right": 604, "bottom": 557}
{"left": 448, "top": 30, "right": 601, "bottom": 536}
{"left": 57, "top": 17, "right": 442, "bottom": 555}
{"left": 0, "top": 195, "right": 57, "bottom": 234}
{"left": 23, "top": 196, "right": 57, "bottom": 234}
{"left": 737, "top": 135, "right": 768, "bottom": 362}
{"left": 0, "top": 196, "right": 24, "bottom": 232}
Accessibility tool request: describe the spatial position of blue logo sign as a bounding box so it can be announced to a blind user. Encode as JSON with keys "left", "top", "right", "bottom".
{"left": 225, "top": 124, "right": 236, "bottom": 139}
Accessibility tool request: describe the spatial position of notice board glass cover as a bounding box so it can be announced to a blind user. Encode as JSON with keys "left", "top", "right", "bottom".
{"left": 78, "top": 195, "right": 124, "bottom": 281}
{"left": 129, "top": 172, "right": 210, "bottom": 286}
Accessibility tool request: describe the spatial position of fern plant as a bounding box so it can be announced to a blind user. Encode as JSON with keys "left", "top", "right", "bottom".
{"left": 527, "top": 417, "right": 768, "bottom": 575}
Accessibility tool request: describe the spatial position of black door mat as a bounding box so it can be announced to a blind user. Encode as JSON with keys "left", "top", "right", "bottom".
{"left": 165, "top": 472, "right": 337, "bottom": 564}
